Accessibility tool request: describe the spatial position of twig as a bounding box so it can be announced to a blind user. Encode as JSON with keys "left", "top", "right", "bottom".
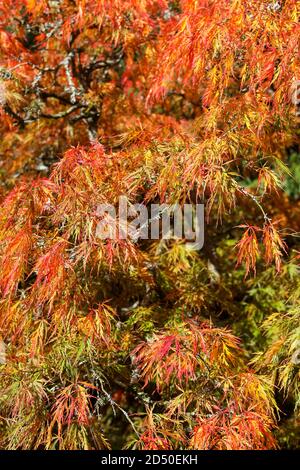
{"left": 98, "top": 381, "right": 140, "bottom": 438}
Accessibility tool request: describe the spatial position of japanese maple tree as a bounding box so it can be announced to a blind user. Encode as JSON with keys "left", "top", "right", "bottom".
{"left": 0, "top": 0, "right": 299, "bottom": 450}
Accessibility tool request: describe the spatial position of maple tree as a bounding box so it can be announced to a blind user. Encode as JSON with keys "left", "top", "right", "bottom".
{"left": 0, "top": 0, "right": 299, "bottom": 450}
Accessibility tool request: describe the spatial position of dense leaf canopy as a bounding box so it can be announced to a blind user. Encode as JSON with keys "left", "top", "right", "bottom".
{"left": 0, "top": 0, "right": 299, "bottom": 450}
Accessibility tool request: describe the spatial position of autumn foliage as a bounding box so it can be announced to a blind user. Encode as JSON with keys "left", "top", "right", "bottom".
{"left": 0, "top": 0, "right": 299, "bottom": 450}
